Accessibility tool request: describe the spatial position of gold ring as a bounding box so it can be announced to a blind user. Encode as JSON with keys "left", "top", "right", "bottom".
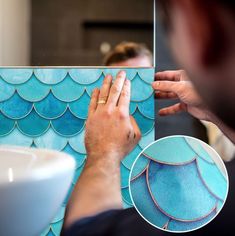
{"left": 97, "top": 99, "right": 107, "bottom": 104}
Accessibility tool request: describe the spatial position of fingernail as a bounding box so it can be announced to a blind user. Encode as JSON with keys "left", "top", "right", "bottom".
{"left": 118, "top": 70, "right": 126, "bottom": 77}
{"left": 106, "top": 74, "right": 112, "bottom": 80}
{"left": 125, "top": 79, "right": 130, "bottom": 85}
{"left": 153, "top": 81, "right": 160, "bottom": 88}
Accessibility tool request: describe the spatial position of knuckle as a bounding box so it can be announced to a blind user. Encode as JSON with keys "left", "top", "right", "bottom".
{"left": 103, "top": 108, "right": 113, "bottom": 117}
{"left": 117, "top": 108, "right": 128, "bottom": 119}
{"left": 121, "top": 89, "right": 129, "bottom": 97}
{"left": 111, "top": 85, "right": 121, "bottom": 94}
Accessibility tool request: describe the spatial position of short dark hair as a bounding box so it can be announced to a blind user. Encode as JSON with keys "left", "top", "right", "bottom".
{"left": 104, "top": 42, "right": 153, "bottom": 66}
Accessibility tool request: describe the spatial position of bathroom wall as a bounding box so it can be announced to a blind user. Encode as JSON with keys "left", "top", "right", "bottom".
{"left": 0, "top": 0, "right": 31, "bottom": 66}
{"left": 31, "top": 0, "right": 153, "bottom": 66}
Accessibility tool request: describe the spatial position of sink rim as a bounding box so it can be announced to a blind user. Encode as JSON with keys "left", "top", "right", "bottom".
{"left": 0, "top": 145, "right": 75, "bottom": 185}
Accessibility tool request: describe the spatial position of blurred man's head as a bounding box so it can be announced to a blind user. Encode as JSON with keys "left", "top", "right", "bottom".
{"left": 158, "top": 0, "right": 235, "bottom": 129}
{"left": 104, "top": 42, "right": 153, "bottom": 67}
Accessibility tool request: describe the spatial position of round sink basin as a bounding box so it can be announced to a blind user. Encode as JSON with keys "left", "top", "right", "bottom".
{"left": 0, "top": 146, "right": 75, "bottom": 236}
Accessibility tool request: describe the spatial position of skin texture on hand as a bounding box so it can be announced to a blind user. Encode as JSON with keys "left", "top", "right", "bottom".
{"left": 152, "top": 70, "right": 235, "bottom": 143}
{"left": 63, "top": 71, "right": 141, "bottom": 228}
{"left": 85, "top": 71, "right": 141, "bottom": 163}
{"left": 152, "top": 70, "right": 212, "bottom": 121}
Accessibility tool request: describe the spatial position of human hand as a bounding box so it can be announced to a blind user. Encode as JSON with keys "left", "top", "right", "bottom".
{"left": 152, "top": 70, "right": 213, "bottom": 121}
{"left": 85, "top": 71, "right": 141, "bottom": 164}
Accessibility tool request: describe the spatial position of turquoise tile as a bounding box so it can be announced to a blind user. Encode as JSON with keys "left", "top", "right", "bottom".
{"left": 34, "top": 69, "right": 67, "bottom": 85}
{"left": 17, "top": 74, "right": 50, "bottom": 102}
{"left": 0, "top": 112, "right": 15, "bottom": 136}
{"left": 17, "top": 109, "right": 50, "bottom": 136}
{"left": 0, "top": 68, "right": 155, "bottom": 235}
{"left": 52, "top": 74, "right": 84, "bottom": 102}
{"left": 51, "top": 110, "right": 85, "bottom": 136}
{"left": 1, "top": 92, "right": 33, "bottom": 119}
{"left": 0, "top": 68, "right": 33, "bottom": 84}
{"left": 35, "top": 92, "right": 67, "bottom": 119}
{"left": 148, "top": 160, "right": 217, "bottom": 221}
{"left": 0, "top": 79, "right": 15, "bottom": 102}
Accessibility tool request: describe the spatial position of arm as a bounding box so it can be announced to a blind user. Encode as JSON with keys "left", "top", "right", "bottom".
{"left": 63, "top": 71, "right": 141, "bottom": 228}
{"left": 152, "top": 70, "right": 235, "bottom": 144}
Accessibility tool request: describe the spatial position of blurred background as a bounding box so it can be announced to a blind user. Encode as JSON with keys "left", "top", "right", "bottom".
{"left": 0, "top": 0, "right": 153, "bottom": 66}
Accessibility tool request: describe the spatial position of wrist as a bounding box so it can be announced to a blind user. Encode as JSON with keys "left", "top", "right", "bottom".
{"left": 86, "top": 151, "right": 122, "bottom": 169}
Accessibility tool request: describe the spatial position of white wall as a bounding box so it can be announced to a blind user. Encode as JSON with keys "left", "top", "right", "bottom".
{"left": 0, "top": 0, "right": 31, "bottom": 66}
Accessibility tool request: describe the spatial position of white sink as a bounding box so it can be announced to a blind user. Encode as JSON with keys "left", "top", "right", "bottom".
{"left": 0, "top": 146, "right": 75, "bottom": 236}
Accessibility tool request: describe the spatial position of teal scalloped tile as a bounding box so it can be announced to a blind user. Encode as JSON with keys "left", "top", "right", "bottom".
{"left": 122, "top": 145, "right": 143, "bottom": 170}
{"left": 17, "top": 109, "right": 50, "bottom": 136}
{"left": 52, "top": 74, "right": 84, "bottom": 102}
{"left": 69, "top": 127, "right": 86, "bottom": 154}
{"left": 51, "top": 220, "right": 63, "bottom": 236}
{"left": 0, "top": 128, "right": 32, "bottom": 146}
{"left": 17, "top": 74, "right": 50, "bottom": 102}
{"left": 132, "top": 108, "right": 154, "bottom": 135}
{"left": 197, "top": 157, "right": 227, "bottom": 200}
{"left": 144, "top": 137, "right": 196, "bottom": 164}
{"left": 51, "top": 110, "right": 85, "bottom": 137}
{"left": 136, "top": 94, "right": 155, "bottom": 119}
{"left": 0, "top": 112, "right": 15, "bottom": 136}
{"left": 1, "top": 92, "right": 33, "bottom": 119}
{"left": 168, "top": 209, "right": 216, "bottom": 232}
{"left": 69, "top": 91, "right": 90, "bottom": 119}
{"left": 131, "top": 73, "right": 153, "bottom": 102}
{"left": 130, "top": 170, "right": 170, "bottom": 228}
{"left": 148, "top": 160, "right": 217, "bottom": 221}
{"left": 85, "top": 73, "right": 104, "bottom": 96}
{"left": 139, "top": 126, "right": 155, "bottom": 149}
{"left": 130, "top": 154, "right": 150, "bottom": 180}
{"left": 122, "top": 198, "right": 133, "bottom": 209}
{"left": 0, "top": 68, "right": 155, "bottom": 235}
{"left": 34, "top": 92, "right": 67, "bottom": 119}
{"left": 34, "top": 69, "right": 67, "bottom": 85}
{"left": 0, "top": 68, "right": 33, "bottom": 84}
{"left": 130, "top": 136, "right": 228, "bottom": 232}
{"left": 138, "top": 69, "right": 155, "bottom": 84}
{"left": 184, "top": 137, "right": 214, "bottom": 163}
{"left": 120, "top": 163, "right": 130, "bottom": 188}
{"left": 34, "top": 129, "right": 67, "bottom": 151}
{"left": 0, "top": 79, "right": 15, "bottom": 102}
{"left": 69, "top": 69, "right": 102, "bottom": 84}
{"left": 121, "top": 187, "right": 133, "bottom": 205}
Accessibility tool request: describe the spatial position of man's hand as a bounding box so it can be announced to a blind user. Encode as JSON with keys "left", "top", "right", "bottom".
{"left": 85, "top": 70, "right": 141, "bottom": 164}
{"left": 63, "top": 71, "right": 141, "bottom": 229}
{"left": 152, "top": 70, "right": 213, "bottom": 121}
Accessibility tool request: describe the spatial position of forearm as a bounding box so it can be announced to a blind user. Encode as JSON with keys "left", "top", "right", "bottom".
{"left": 64, "top": 154, "right": 122, "bottom": 228}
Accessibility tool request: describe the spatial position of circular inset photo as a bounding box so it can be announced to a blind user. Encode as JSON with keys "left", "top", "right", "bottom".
{"left": 129, "top": 136, "right": 229, "bottom": 233}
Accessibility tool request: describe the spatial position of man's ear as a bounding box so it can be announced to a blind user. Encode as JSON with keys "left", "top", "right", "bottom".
{"left": 171, "top": 0, "right": 227, "bottom": 67}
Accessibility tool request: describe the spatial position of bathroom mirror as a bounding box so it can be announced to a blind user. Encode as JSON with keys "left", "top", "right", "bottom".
{"left": 0, "top": 0, "right": 153, "bottom": 66}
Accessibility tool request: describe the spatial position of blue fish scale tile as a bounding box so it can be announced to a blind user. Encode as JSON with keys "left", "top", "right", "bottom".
{"left": 130, "top": 137, "right": 228, "bottom": 232}
{"left": 34, "top": 92, "right": 67, "bottom": 119}
{"left": 0, "top": 68, "right": 154, "bottom": 236}
{"left": 17, "top": 74, "right": 50, "bottom": 102}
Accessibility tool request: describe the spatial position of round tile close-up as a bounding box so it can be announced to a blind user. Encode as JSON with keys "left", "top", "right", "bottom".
{"left": 129, "top": 136, "right": 229, "bottom": 233}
